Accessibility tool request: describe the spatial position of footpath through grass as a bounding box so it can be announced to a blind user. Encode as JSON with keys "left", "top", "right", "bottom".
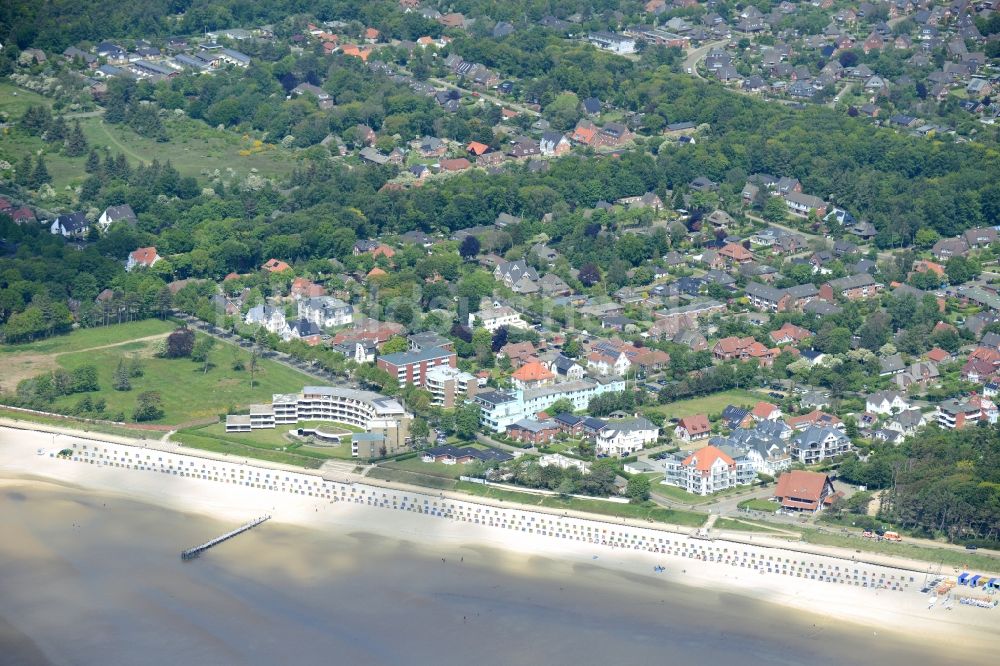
{"left": 49, "top": 332, "right": 312, "bottom": 424}
{"left": 0, "top": 320, "right": 175, "bottom": 355}
{"left": 454, "top": 481, "right": 706, "bottom": 527}
{"left": 714, "top": 518, "right": 791, "bottom": 534}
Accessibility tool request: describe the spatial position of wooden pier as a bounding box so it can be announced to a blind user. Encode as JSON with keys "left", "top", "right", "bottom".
{"left": 181, "top": 515, "right": 270, "bottom": 561}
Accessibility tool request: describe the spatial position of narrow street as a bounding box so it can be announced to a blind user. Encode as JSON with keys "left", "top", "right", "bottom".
{"left": 682, "top": 39, "right": 730, "bottom": 79}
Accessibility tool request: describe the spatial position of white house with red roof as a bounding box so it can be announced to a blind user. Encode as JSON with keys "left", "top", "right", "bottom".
{"left": 752, "top": 401, "right": 782, "bottom": 421}
{"left": 675, "top": 414, "right": 711, "bottom": 442}
{"left": 511, "top": 361, "right": 555, "bottom": 390}
{"left": 663, "top": 444, "right": 756, "bottom": 495}
{"left": 126, "top": 246, "right": 161, "bottom": 272}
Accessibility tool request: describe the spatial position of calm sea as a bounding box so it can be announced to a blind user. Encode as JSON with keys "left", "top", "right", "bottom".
{"left": 0, "top": 481, "right": 979, "bottom": 666}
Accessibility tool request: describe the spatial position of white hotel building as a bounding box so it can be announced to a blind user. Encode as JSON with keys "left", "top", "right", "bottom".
{"left": 226, "top": 386, "right": 413, "bottom": 454}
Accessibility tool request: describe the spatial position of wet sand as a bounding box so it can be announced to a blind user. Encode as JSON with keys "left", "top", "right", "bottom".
{"left": 0, "top": 479, "right": 992, "bottom": 666}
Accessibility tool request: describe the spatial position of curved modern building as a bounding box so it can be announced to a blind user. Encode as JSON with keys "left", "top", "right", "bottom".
{"left": 226, "top": 386, "right": 412, "bottom": 455}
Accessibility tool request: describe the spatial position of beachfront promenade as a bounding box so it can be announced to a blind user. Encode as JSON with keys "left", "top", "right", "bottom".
{"left": 48, "top": 433, "right": 930, "bottom": 594}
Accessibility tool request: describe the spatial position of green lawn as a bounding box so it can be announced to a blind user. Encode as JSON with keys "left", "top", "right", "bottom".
{"left": 208, "top": 422, "right": 358, "bottom": 458}
{"left": 738, "top": 498, "right": 781, "bottom": 513}
{"left": 0, "top": 320, "right": 176, "bottom": 355}
{"left": 648, "top": 389, "right": 760, "bottom": 421}
{"left": 171, "top": 427, "right": 325, "bottom": 469}
{"left": 649, "top": 480, "right": 718, "bottom": 505}
{"left": 454, "top": 481, "right": 707, "bottom": 527}
{"left": 798, "top": 528, "right": 1000, "bottom": 572}
{"left": 714, "top": 518, "right": 790, "bottom": 533}
{"left": 0, "top": 81, "right": 52, "bottom": 119}
{"left": 0, "top": 405, "right": 159, "bottom": 440}
{"left": 380, "top": 456, "right": 470, "bottom": 479}
{"left": 45, "top": 332, "right": 313, "bottom": 424}
{"left": 367, "top": 467, "right": 458, "bottom": 490}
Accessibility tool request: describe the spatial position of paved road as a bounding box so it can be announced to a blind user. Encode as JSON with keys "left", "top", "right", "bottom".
{"left": 428, "top": 77, "right": 541, "bottom": 117}
{"left": 826, "top": 81, "right": 853, "bottom": 109}
{"left": 173, "top": 312, "right": 359, "bottom": 389}
{"left": 682, "top": 39, "right": 730, "bottom": 80}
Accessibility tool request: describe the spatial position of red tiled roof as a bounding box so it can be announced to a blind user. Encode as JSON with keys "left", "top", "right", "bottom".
{"left": 467, "top": 141, "right": 489, "bottom": 156}
{"left": 774, "top": 470, "right": 832, "bottom": 509}
{"left": 130, "top": 246, "right": 159, "bottom": 266}
{"left": 263, "top": 258, "right": 291, "bottom": 272}
{"left": 512, "top": 361, "right": 554, "bottom": 382}
{"left": 715, "top": 336, "right": 754, "bottom": 354}
{"left": 682, "top": 445, "right": 735, "bottom": 472}
{"left": 719, "top": 242, "right": 752, "bottom": 261}
{"left": 752, "top": 401, "right": 779, "bottom": 419}
{"left": 925, "top": 347, "right": 950, "bottom": 363}
{"left": 439, "top": 158, "right": 471, "bottom": 171}
{"left": 677, "top": 414, "right": 710, "bottom": 435}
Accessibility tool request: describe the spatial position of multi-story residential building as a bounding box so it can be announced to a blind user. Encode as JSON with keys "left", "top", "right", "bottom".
{"left": 819, "top": 274, "right": 882, "bottom": 302}
{"left": 790, "top": 426, "right": 851, "bottom": 464}
{"left": 587, "top": 31, "right": 637, "bottom": 54}
{"left": 377, "top": 347, "right": 457, "bottom": 387}
{"left": 297, "top": 296, "right": 353, "bottom": 328}
{"left": 744, "top": 282, "right": 818, "bottom": 312}
{"left": 493, "top": 260, "right": 539, "bottom": 289}
{"left": 225, "top": 386, "right": 412, "bottom": 454}
{"left": 475, "top": 379, "right": 626, "bottom": 432}
{"left": 712, "top": 337, "right": 780, "bottom": 367}
{"left": 245, "top": 304, "right": 289, "bottom": 337}
{"left": 595, "top": 418, "right": 659, "bottom": 456}
{"left": 935, "top": 395, "right": 998, "bottom": 429}
{"left": 471, "top": 305, "right": 529, "bottom": 332}
{"left": 511, "top": 361, "right": 555, "bottom": 389}
{"left": 587, "top": 349, "right": 631, "bottom": 376}
{"left": 506, "top": 418, "right": 561, "bottom": 445}
{"left": 663, "top": 445, "right": 756, "bottom": 495}
{"left": 710, "top": 425, "right": 792, "bottom": 476}
{"left": 424, "top": 366, "right": 478, "bottom": 407}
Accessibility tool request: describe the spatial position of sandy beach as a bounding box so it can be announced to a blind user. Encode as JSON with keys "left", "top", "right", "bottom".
{"left": 1, "top": 424, "right": 998, "bottom": 664}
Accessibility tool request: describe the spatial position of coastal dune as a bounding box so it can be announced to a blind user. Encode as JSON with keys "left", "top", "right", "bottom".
{"left": 1, "top": 425, "right": 998, "bottom": 665}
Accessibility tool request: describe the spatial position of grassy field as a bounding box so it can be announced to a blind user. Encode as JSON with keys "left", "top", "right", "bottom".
{"left": 171, "top": 427, "right": 325, "bottom": 469}
{"left": 0, "top": 82, "right": 53, "bottom": 119}
{"left": 648, "top": 389, "right": 761, "bottom": 421}
{"left": 0, "top": 320, "right": 176, "bottom": 356}
{"left": 0, "top": 406, "right": 160, "bottom": 440}
{"left": 798, "top": 528, "right": 1000, "bottom": 572}
{"left": 0, "top": 321, "right": 178, "bottom": 393}
{"left": 0, "top": 322, "right": 314, "bottom": 424}
{"left": 199, "top": 422, "right": 357, "bottom": 458}
{"left": 380, "top": 456, "right": 470, "bottom": 479}
{"left": 454, "top": 481, "right": 707, "bottom": 527}
{"left": 46, "top": 334, "right": 312, "bottom": 424}
{"left": 714, "top": 518, "right": 791, "bottom": 533}
{"left": 367, "top": 467, "right": 458, "bottom": 490}
{"left": 0, "top": 80, "right": 298, "bottom": 202}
